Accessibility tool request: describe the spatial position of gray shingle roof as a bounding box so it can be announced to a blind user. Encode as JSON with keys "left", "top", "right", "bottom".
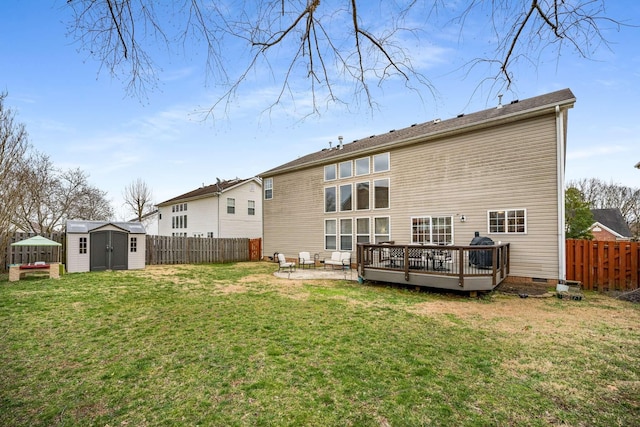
{"left": 66, "top": 220, "right": 146, "bottom": 234}
{"left": 260, "top": 88, "right": 575, "bottom": 177}
{"left": 590, "top": 209, "right": 632, "bottom": 238}
{"left": 157, "top": 178, "right": 256, "bottom": 206}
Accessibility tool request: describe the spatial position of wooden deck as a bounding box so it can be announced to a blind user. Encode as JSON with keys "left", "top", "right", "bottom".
{"left": 356, "top": 243, "right": 510, "bottom": 292}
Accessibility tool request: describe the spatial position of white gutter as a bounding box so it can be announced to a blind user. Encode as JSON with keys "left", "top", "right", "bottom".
{"left": 556, "top": 105, "right": 567, "bottom": 283}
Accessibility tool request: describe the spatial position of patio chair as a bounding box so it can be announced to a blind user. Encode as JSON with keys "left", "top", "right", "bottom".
{"left": 277, "top": 253, "right": 296, "bottom": 273}
{"left": 298, "top": 252, "right": 315, "bottom": 269}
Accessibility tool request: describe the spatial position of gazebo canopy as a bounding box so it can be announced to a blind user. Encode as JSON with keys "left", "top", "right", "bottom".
{"left": 11, "top": 235, "right": 62, "bottom": 247}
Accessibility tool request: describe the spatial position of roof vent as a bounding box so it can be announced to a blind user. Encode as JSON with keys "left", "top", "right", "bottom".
{"left": 338, "top": 135, "right": 344, "bottom": 149}
{"left": 411, "top": 123, "right": 417, "bottom": 127}
{"left": 510, "top": 99, "right": 519, "bottom": 104}
{"left": 497, "top": 94, "right": 503, "bottom": 109}
{"left": 369, "top": 135, "right": 375, "bottom": 138}
{"left": 433, "top": 118, "right": 441, "bottom": 124}
{"left": 389, "top": 129, "right": 395, "bottom": 133}
{"left": 457, "top": 113, "right": 464, "bottom": 118}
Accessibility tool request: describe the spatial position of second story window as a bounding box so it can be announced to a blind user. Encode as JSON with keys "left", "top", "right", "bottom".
{"left": 339, "top": 161, "right": 352, "bottom": 179}
{"left": 227, "top": 198, "right": 235, "bottom": 214}
{"left": 264, "top": 178, "right": 273, "bottom": 199}
{"left": 248, "top": 200, "right": 255, "bottom": 215}
{"left": 324, "top": 164, "right": 336, "bottom": 181}
{"left": 373, "top": 152, "right": 390, "bottom": 172}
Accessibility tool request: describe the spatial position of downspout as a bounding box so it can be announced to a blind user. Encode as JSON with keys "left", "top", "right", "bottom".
{"left": 556, "top": 105, "right": 566, "bottom": 283}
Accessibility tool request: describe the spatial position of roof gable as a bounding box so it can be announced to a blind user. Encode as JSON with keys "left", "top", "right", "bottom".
{"left": 590, "top": 209, "right": 632, "bottom": 238}
{"left": 157, "top": 177, "right": 261, "bottom": 206}
{"left": 260, "top": 88, "right": 575, "bottom": 176}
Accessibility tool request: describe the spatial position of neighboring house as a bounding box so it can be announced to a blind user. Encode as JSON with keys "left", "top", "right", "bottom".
{"left": 156, "top": 178, "right": 262, "bottom": 238}
{"left": 66, "top": 220, "right": 146, "bottom": 273}
{"left": 129, "top": 210, "right": 159, "bottom": 236}
{"left": 260, "top": 89, "right": 576, "bottom": 285}
{"left": 589, "top": 208, "right": 632, "bottom": 241}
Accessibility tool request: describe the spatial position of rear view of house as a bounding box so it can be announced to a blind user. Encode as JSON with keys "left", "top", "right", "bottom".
{"left": 260, "top": 89, "right": 576, "bottom": 290}
{"left": 156, "top": 177, "right": 262, "bottom": 239}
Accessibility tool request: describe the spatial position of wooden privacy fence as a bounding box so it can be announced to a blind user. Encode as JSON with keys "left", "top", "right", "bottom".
{"left": 145, "top": 236, "right": 262, "bottom": 265}
{"left": 2, "top": 232, "right": 65, "bottom": 271}
{"left": 566, "top": 239, "right": 639, "bottom": 291}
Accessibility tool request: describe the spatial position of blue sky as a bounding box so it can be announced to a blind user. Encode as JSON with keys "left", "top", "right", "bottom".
{"left": 1, "top": 1, "right": 638, "bottom": 220}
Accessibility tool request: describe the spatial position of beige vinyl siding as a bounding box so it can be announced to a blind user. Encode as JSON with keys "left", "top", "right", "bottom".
{"left": 128, "top": 234, "right": 146, "bottom": 269}
{"left": 66, "top": 234, "right": 90, "bottom": 273}
{"left": 264, "top": 112, "right": 561, "bottom": 279}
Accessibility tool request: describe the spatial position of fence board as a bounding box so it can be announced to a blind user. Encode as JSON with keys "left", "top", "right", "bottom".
{"left": 566, "top": 239, "right": 639, "bottom": 291}
{"left": 2, "top": 232, "right": 65, "bottom": 271}
{"left": 144, "top": 236, "right": 256, "bottom": 265}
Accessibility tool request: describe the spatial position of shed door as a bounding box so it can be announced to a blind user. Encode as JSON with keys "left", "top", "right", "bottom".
{"left": 90, "top": 231, "right": 129, "bottom": 271}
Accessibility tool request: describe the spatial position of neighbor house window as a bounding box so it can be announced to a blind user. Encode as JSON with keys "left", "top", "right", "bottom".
{"left": 340, "top": 218, "right": 353, "bottom": 251}
{"left": 325, "top": 187, "right": 337, "bottom": 213}
{"left": 130, "top": 237, "right": 137, "bottom": 252}
{"left": 264, "top": 178, "right": 273, "bottom": 199}
{"left": 355, "top": 157, "right": 370, "bottom": 176}
{"left": 183, "top": 215, "right": 187, "bottom": 228}
{"left": 207, "top": 232, "right": 214, "bottom": 238}
{"left": 325, "top": 219, "right": 337, "bottom": 250}
{"left": 374, "top": 217, "right": 390, "bottom": 243}
{"left": 227, "top": 198, "right": 235, "bottom": 214}
{"left": 488, "top": 209, "right": 526, "bottom": 234}
{"left": 411, "top": 216, "right": 453, "bottom": 245}
{"left": 324, "top": 164, "right": 336, "bottom": 181}
{"left": 373, "top": 178, "right": 390, "bottom": 209}
{"left": 339, "top": 184, "right": 352, "bottom": 212}
{"left": 79, "top": 237, "right": 87, "bottom": 254}
{"left": 356, "top": 182, "right": 369, "bottom": 210}
{"left": 356, "top": 218, "right": 370, "bottom": 244}
{"left": 248, "top": 200, "right": 255, "bottom": 215}
{"left": 373, "top": 152, "right": 390, "bottom": 172}
{"left": 339, "top": 161, "right": 352, "bottom": 179}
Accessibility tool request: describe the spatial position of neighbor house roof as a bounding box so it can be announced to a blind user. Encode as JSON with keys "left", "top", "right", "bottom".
{"left": 260, "top": 88, "right": 576, "bottom": 177}
{"left": 156, "top": 177, "right": 260, "bottom": 207}
{"left": 66, "top": 220, "right": 146, "bottom": 234}
{"left": 589, "top": 208, "right": 632, "bottom": 238}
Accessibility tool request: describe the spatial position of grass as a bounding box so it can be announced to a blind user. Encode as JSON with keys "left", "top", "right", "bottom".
{"left": 1, "top": 262, "right": 639, "bottom": 426}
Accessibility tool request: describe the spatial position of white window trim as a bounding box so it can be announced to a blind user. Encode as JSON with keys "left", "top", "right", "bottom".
{"left": 264, "top": 177, "right": 273, "bottom": 200}
{"left": 339, "top": 218, "right": 353, "bottom": 251}
{"left": 355, "top": 157, "right": 370, "bottom": 176}
{"left": 324, "top": 186, "right": 337, "bottom": 213}
{"left": 325, "top": 218, "right": 337, "bottom": 250}
{"left": 411, "top": 215, "right": 454, "bottom": 245}
{"left": 356, "top": 217, "right": 371, "bottom": 244}
{"left": 339, "top": 160, "right": 353, "bottom": 179}
{"left": 373, "top": 178, "right": 390, "bottom": 210}
{"left": 339, "top": 183, "right": 353, "bottom": 212}
{"left": 324, "top": 164, "right": 337, "bottom": 181}
{"left": 487, "top": 208, "right": 527, "bottom": 234}
{"left": 355, "top": 181, "right": 370, "bottom": 211}
{"left": 373, "top": 216, "right": 391, "bottom": 243}
{"left": 373, "top": 152, "right": 390, "bottom": 173}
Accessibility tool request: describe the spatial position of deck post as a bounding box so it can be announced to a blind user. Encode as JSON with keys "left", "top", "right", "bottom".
{"left": 458, "top": 247, "right": 464, "bottom": 287}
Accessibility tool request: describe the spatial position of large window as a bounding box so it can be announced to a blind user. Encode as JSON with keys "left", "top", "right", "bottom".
{"left": 373, "top": 152, "right": 390, "bottom": 172}
{"left": 488, "top": 209, "right": 526, "bottom": 233}
{"left": 339, "top": 161, "right": 352, "bottom": 179}
{"left": 339, "top": 184, "right": 352, "bottom": 211}
{"left": 325, "top": 219, "right": 337, "bottom": 250}
{"left": 264, "top": 178, "right": 273, "bottom": 199}
{"left": 324, "top": 164, "right": 336, "bottom": 181}
{"left": 340, "top": 218, "right": 353, "bottom": 251}
{"left": 356, "top": 218, "right": 370, "bottom": 244}
{"left": 356, "top": 182, "right": 369, "bottom": 210}
{"left": 374, "top": 217, "right": 390, "bottom": 243}
{"left": 373, "top": 178, "right": 390, "bottom": 209}
{"left": 227, "top": 198, "right": 235, "bottom": 214}
{"left": 248, "top": 200, "right": 255, "bottom": 215}
{"left": 411, "top": 216, "right": 453, "bottom": 245}
{"left": 355, "top": 157, "right": 370, "bottom": 176}
{"left": 325, "top": 187, "right": 337, "bottom": 213}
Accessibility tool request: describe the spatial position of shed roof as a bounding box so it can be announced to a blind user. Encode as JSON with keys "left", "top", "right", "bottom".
{"left": 260, "top": 88, "right": 576, "bottom": 177}
{"left": 156, "top": 177, "right": 260, "bottom": 206}
{"left": 66, "top": 220, "right": 146, "bottom": 234}
{"left": 590, "top": 209, "right": 632, "bottom": 238}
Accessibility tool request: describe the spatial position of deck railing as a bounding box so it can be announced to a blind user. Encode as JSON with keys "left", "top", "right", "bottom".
{"left": 356, "top": 242, "right": 510, "bottom": 288}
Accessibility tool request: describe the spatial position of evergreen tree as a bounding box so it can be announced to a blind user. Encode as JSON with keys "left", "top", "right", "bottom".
{"left": 565, "top": 187, "right": 594, "bottom": 239}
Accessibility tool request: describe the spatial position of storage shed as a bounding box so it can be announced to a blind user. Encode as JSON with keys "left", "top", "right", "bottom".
{"left": 66, "top": 220, "right": 146, "bottom": 273}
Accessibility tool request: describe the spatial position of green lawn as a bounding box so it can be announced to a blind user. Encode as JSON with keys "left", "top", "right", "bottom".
{"left": 1, "top": 262, "right": 639, "bottom": 426}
